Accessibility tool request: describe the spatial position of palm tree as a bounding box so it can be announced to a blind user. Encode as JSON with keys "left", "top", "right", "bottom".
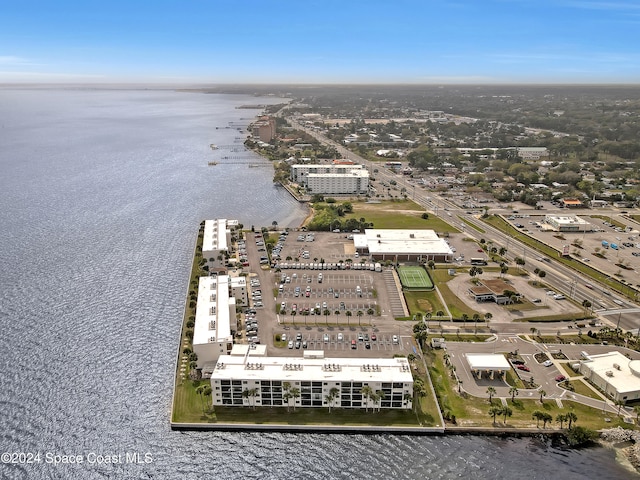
{"left": 436, "top": 310, "right": 445, "bottom": 327}
{"left": 242, "top": 388, "right": 251, "bottom": 406}
{"left": 484, "top": 312, "right": 493, "bottom": 323}
{"left": 334, "top": 309, "right": 340, "bottom": 324}
{"left": 282, "top": 382, "right": 292, "bottom": 411}
{"left": 427, "top": 260, "right": 436, "bottom": 270}
{"left": 532, "top": 410, "right": 543, "bottom": 427}
{"left": 202, "top": 386, "right": 212, "bottom": 412}
{"left": 461, "top": 313, "right": 469, "bottom": 328}
{"left": 290, "top": 387, "right": 301, "bottom": 411}
{"left": 196, "top": 385, "right": 207, "bottom": 413}
{"left": 324, "top": 309, "right": 331, "bottom": 326}
{"left": 501, "top": 405, "right": 513, "bottom": 424}
{"left": 283, "top": 391, "right": 292, "bottom": 412}
{"left": 404, "top": 392, "right": 414, "bottom": 411}
{"left": 345, "top": 310, "right": 352, "bottom": 327}
{"left": 357, "top": 310, "right": 363, "bottom": 326}
{"left": 291, "top": 310, "right": 296, "bottom": 325}
{"left": 566, "top": 411, "right": 578, "bottom": 429}
{"left": 556, "top": 413, "right": 567, "bottom": 429}
{"left": 473, "top": 313, "right": 480, "bottom": 334}
{"left": 541, "top": 412, "right": 553, "bottom": 428}
{"left": 367, "top": 308, "right": 374, "bottom": 324}
{"left": 248, "top": 388, "right": 259, "bottom": 410}
{"left": 539, "top": 389, "right": 547, "bottom": 403}
{"left": 509, "top": 386, "right": 519, "bottom": 402}
{"left": 500, "top": 264, "right": 509, "bottom": 278}
{"left": 375, "top": 390, "right": 385, "bottom": 412}
{"left": 325, "top": 387, "right": 339, "bottom": 413}
{"left": 486, "top": 386, "right": 496, "bottom": 403}
{"left": 489, "top": 405, "right": 502, "bottom": 424}
{"left": 361, "top": 386, "right": 374, "bottom": 412}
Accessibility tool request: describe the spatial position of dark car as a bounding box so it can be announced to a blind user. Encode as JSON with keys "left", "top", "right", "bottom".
{"left": 555, "top": 375, "right": 566, "bottom": 382}
{"left": 511, "top": 359, "right": 525, "bottom": 365}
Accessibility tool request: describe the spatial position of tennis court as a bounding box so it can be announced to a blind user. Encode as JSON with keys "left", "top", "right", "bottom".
{"left": 397, "top": 265, "right": 434, "bottom": 289}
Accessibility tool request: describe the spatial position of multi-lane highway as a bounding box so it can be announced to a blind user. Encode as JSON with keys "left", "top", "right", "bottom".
{"left": 287, "top": 118, "right": 640, "bottom": 333}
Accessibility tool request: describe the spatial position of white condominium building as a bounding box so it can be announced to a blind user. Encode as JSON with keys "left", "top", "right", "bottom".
{"left": 210, "top": 349, "right": 414, "bottom": 410}
{"left": 306, "top": 170, "right": 370, "bottom": 195}
{"left": 290, "top": 164, "right": 365, "bottom": 184}
{"left": 192, "top": 275, "right": 236, "bottom": 371}
{"left": 202, "top": 219, "right": 238, "bottom": 267}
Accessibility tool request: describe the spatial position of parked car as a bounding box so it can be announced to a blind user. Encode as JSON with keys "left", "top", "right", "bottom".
{"left": 555, "top": 375, "right": 566, "bottom": 382}
{"left": 351, "top": 339, "right": 357, "bottom": 349}
{"left": 543, "top": 360, "right": 553, "bottom": 367}
{"left": 337, "top": 333, "right": 344, "bottom": 341}
{"left": 392, "top": 335, "right": 399, "bottom": 344}
{"left": 371, "top": 333, "right": 377, "bottom": 341}
{"left": 517, "top": 365, "right": 530, "bottom": 372}
{"left": 288, "top": 340, "right": 294, "bottom": 349}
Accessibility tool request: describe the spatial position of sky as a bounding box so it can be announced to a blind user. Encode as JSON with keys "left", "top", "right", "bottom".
{"left": 1, "top": 0, "right": 639, "bottom": 84}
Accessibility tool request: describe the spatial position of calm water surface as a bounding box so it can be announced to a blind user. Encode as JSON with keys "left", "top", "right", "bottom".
{"left": 0, "top": 88, "right": 634, "bottom": 479}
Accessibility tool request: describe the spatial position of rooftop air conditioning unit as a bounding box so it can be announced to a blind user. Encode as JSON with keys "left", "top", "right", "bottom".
{"left": 606, "top": 371, "right": 613, "bottom": 377}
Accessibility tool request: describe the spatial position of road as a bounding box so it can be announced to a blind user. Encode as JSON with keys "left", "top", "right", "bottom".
{"left": 288, "top": 118, "right": 640, "bottom": 334}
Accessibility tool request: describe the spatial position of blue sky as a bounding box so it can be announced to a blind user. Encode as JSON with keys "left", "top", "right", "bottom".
{"left": 1, "top": 0, "right": 639, "bottom": 84}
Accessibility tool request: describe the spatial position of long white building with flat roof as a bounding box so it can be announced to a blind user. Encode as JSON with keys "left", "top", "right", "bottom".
{"left": 290, "top": 164, "right": 364, "bottom": 183}
{"left": 543, "top": 214, "right": 591, "bottom": 233}
{"left": 210, "top": 348, "right": 414, "bottom": 409}
{"left": 353, "top": 229, "right": 453, "bottom": 262}
{"left": 291, "top": 164, "right": 369, "bottom": 195}
{"left": 193, "top": 275, "right": 236, "bottom": 372}
{"left": 306, "top": 170, "right": 370, "bottom": 195}
{"left": 202, "top": 219, "right": 238, "bottom": 268}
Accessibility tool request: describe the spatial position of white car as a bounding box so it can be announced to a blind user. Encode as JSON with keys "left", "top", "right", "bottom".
{"left": 288, "top": 340, "right": 294, "bottom": 349}
{"left": 543, "top": 360, "right": 553, "bottom": 367}
{"left": 392, "top": 335, "right": 399, "bottom": 344}
{"left": 337, "top": 333, "right": 344, "bottom": 341}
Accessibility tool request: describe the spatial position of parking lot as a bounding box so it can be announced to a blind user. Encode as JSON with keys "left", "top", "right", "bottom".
{"left": 278, "top": 271, "right": 378, "bottom": 317}
{"left": 279, "top": 329, "right": 407, "bottom": 352}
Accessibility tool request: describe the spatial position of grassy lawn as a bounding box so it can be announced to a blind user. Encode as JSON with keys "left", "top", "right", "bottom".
{"left": 214, "top": 406, "right": 424, "bottom": 426}
{"left": 172, "top": 380, "right": 217, "bottom": 423}
{"left": 404, "top": 290, "right": 446, "bottom": 317}
{"left": 426, "top": 350, "right": 629, "bottom": 429}
{"left": 482, "top": 215, "right": 635, "bottom": 299}
{"left": 430, "top": 269, "right": 477, "bottom": 318}
{"left": 458, "top": 215, "right": 485, "bottom": 233}
{"left": 345, "top": 199, "right": 459, "bottom": 232}
{"left": 565, "top": 378, "right": 606, "bottom": 401}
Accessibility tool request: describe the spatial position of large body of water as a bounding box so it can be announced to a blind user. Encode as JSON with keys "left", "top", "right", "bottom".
{"left": 0, "top": 88, "right": 634, "bottom": 479}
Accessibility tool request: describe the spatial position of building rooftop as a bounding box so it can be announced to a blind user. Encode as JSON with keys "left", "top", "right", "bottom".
{"left": 466, "top": 353, "right": 511, "bottom": 371}
{"left": 193, "top": 275, "right": 232, "bottom": 347}
{"left": 353, "top": 229, "right": 453, "bottom": 256}
{"left": 582, "top": 351, "right": 640, "bottom": 395}
{"left": 203, "top": 219, "right": 229, "bottom": 253}
{"left": 210, "top": 352, "right": 413, "bottom": 383}
{"left": 544, "top": 214, "right": 589, "bottom": 225}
